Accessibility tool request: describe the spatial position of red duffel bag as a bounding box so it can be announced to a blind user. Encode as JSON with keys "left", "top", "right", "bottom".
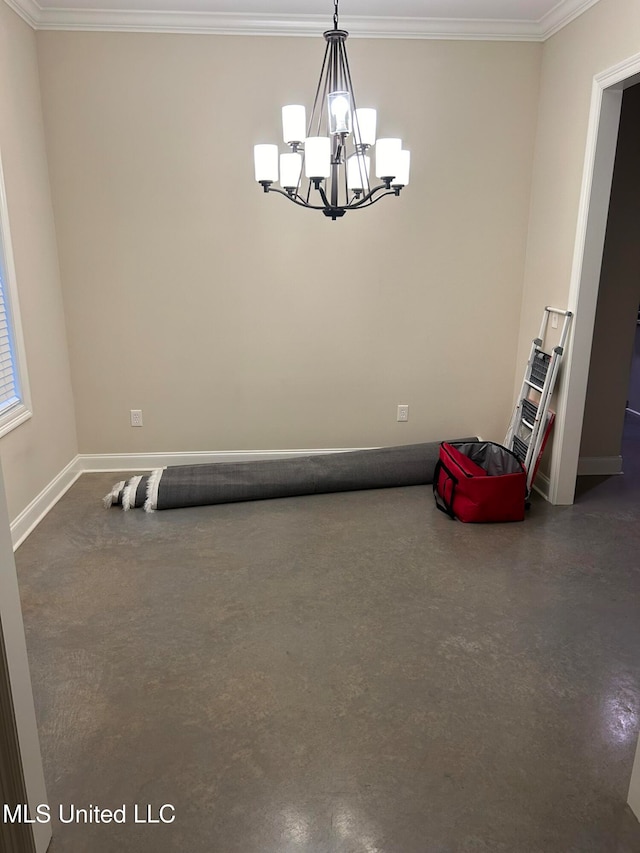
{"left": 433, "top": 440, "right": 527, "bottom": 523}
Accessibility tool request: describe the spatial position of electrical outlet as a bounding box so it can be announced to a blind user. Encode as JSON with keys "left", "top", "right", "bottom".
{"left": 130, "top": 409, "right": 143, "bottom": 427}
{"left": 551, "top": 312, "right": 559, "bottom": 329}
{"left": 397, "top": 404, "right": 409, "bottom": 422}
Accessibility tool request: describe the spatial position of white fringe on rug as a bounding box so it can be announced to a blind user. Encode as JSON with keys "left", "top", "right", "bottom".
{"left": 103, "top": 480, "right": 126, "bottom": 509}
{"left": 122, "top": 475, "right": 143, "bottom": 512}
{"left": 144, "top": 468, "right": 164, "bottom": 513}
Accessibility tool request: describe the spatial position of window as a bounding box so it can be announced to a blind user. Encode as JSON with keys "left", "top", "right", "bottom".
{"left": 0, "top": 151, "right": 31, "bottom": 438}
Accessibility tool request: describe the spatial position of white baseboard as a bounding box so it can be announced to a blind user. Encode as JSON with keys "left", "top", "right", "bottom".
{"left": 576, "top": 455, "right": 623, "bottom": 476}
{"left": 531, "top": 470, "right": 551, "bottom": 501}
{"left": 12, "top": 442, "right": 477, "bottom": 547}
{"left": 11, "top": 456, "right": 82, "bottom": 550}
{"left": 15, "top": 448, "right": 377, "bottom": 548}
{"left": 78, "top": 447, "right": 375, "bottom": 472}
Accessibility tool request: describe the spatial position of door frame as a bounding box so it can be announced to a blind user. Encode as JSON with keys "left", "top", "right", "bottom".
{"left": 0, "top": 461, "right": 51, "bottom": 853}
{"left": 550, "top": 53, "right": 640, "bottom": 504}
{"left": 0, "top": 629, "right": 37, "bottom": 853}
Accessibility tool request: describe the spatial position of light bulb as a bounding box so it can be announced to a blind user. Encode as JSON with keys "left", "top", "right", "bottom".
{"left": 328, "top": 91, "right": 352, "bottom": 136}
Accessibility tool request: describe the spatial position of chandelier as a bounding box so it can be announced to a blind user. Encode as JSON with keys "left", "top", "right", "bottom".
{"left": 253, "top": 0, "right": 411, "bottom": 221}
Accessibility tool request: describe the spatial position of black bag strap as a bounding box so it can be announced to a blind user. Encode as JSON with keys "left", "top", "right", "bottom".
{"left": 433, "top": 458, "right": 458, "bottom": 520}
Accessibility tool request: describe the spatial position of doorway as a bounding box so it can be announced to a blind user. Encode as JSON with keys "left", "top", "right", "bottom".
{"left": 627, "top": 319, "right": 640, "bottom": 417}
{"left": 549, "top": 55, "right": 640, "bottom": 504}
{"left": 578, "top": 83, "right": 640, "bottom": 482}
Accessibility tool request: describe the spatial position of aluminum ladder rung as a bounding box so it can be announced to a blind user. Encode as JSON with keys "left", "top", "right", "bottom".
{"left": 505, "top": 307, "right": 573, "bottom": 495}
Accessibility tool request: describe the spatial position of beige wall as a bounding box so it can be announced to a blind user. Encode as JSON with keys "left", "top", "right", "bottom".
{"left": 36, "top": 32, "right": 541, "bottom": 454}
{"left": 0, "top": 3, "right": 77, "bottom": 522}
{"left": 517, "top": 0, "right": 640, "bottom": 488}
{"left": 580, "top": 83, "right": 640, "bottom": 460}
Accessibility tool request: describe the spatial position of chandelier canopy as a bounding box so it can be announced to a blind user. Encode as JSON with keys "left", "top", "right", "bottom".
{"left": 253, "top": 0, "right": 411, "bottom": 221}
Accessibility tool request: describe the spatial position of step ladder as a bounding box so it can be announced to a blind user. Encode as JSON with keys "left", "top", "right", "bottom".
{"left": 505, "top": 306, "right": 573, "bottom": 494}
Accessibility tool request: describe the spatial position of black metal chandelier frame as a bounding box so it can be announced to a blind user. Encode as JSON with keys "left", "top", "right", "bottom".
{"left": 257, "top": 0, "right": 408, "bottom": 220}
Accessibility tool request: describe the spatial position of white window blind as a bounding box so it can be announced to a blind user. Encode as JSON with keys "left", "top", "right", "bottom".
{"left": 0, "top": 270, "right": 20, "bottom": 415}
{"left": 0, "top": 148, "right": 31, "bottom": 438}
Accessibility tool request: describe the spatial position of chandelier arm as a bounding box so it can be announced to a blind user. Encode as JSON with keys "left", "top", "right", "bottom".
{"left": 340, "top": 37, "right": 354, "bottom": 94}
{"left": 265, "top": 185, "right": 398, "bottom": 214}
{"left": 309, "top": 40, "right": 331, "bottom": 138}
{"left": 338, "top": 37, "right": 348, "bottom": 94}
{"left": 295, "top": 149, "right": 304, "bottom": 200}
{"left": 340, "top": 39, "right": 372, "bottom": 199}
{"left": 346, "top": 183, "right": 389, "bottom": 206}
{"left": 330, "top": 148, "right": 338, "bottom": 208}
{"left": 321, "top": 63, "right": 331, "bottom": 136}
{"left": 347, "top": 187, "right": 398, "bottom": 209}
{"left": 265, "top": 186, "right": 334, "bottom": 211}
{"left": 316, "top": 181, "right": 332, "bottom": 209}
{"left": 343, "top": 140, "right": 349, "bottom": 203}
{"left": 362, "top": 189, "right": 399, "bottom": 207}
{"left": 330, "top": 36, "right": 337, "bottom": 94}
{"left": 315, "top": 44, "right": 333, "bottom": 137}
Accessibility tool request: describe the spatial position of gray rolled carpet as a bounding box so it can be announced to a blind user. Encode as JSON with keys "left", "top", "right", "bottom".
{"left": 104, "top": 439, "right": 477, "bottom": 512}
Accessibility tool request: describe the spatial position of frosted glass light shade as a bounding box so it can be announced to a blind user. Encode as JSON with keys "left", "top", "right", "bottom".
{"left": 328, "top": 91, "right": 352, "bottom": 135}
{"left": 375, "top": 138, "right": 402, "bottom": 179}
{"left": 353, "top": 108, "right": 377, "bottom": 147}
{"left": 347, "top": 154, "right": 370, "bottom": 191}
{"left": 254, "top": 144, "right": 279, "bottom": 183}
{"left": 392, "top": 150, "right": 411, "bottom": 186}
{"left": 282, "top": 105, "right": 306, "bottom": 145}
{"left": 305, "top": 137, "right": 331, "bottom": 178}
{"left": 280, "top": 152, "right": 302, "bottom": 189}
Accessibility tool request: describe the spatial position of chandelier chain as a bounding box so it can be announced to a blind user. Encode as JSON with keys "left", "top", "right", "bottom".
{"left": 333, "top": 0, "right": 339, "bottom": 29}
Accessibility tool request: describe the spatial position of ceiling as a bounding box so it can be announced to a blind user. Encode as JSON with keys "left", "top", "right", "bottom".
{"left": 4, "top": 0, "right": 602, "bottom": 39}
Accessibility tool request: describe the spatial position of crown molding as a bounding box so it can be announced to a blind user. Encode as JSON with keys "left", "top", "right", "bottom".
{"left": 3, "top": 0, "right": 602, "bottom": 41}
{"left": 3, "top": 0, "right": 39, "bottom": 27}
{"left": 539, "top": 0, "right": 602, "bottom": 39}
{"left": 4, "top": 6, "right": 543, "bottom": 39}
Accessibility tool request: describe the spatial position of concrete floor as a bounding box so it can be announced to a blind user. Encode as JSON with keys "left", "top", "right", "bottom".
{"left": 14, "top": 421, "right": 640, "bottom": 852}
